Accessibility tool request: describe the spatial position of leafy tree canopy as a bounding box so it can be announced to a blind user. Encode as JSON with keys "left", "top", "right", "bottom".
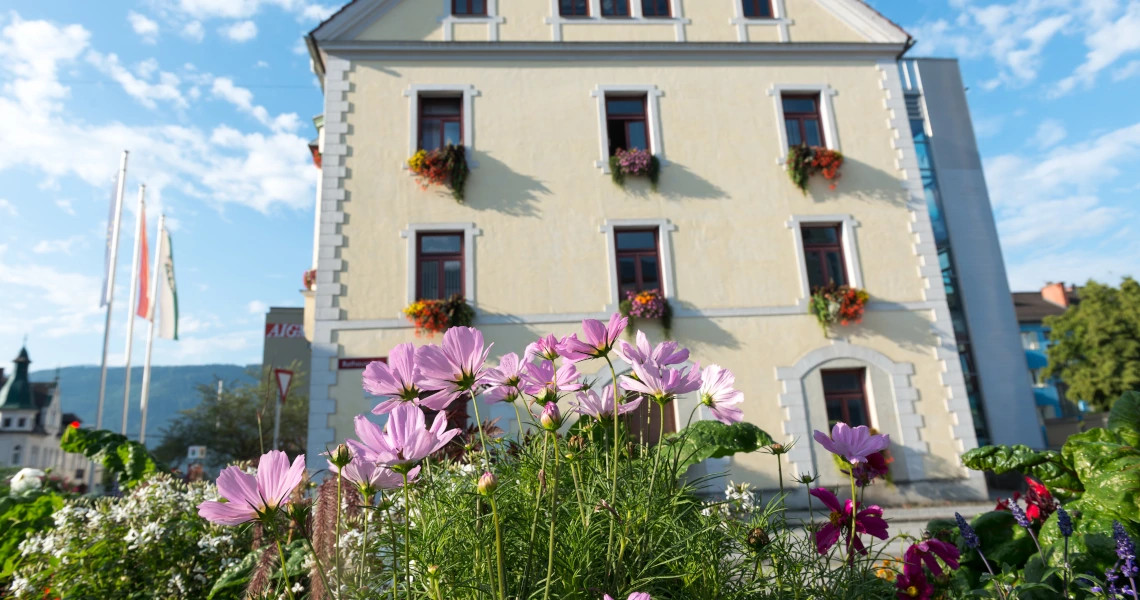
{"left": 1043, "top": 277, "right": 1140, "bottom": 411}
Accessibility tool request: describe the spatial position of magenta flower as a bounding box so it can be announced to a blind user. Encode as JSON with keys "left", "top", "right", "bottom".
{"left": 346, "top": 404, "right": 461, "bottom": 473}
{"left": 365, "top": 343, "right": 425, "bottom": 415}
{"left": 572, "top": 387, "right": 643, "bottom": 420}
{"left": 895, "top": 571, "right": 933, "bottom": 599}
{"left": 698, "top": 364, "right": 744, "bottom": 424}
{"left": 559, "top": 313, "right": 629, "bottom": 362}
{"left": 540, "top": 402, "right": 562, "bottom": 431}
{"left": 524, "top": 334, "right": 566, "bottom": 362}
{"left": 809, "top": 487, "right": 889, "bottom": 555}
{"left": 903, "top": 538, "right": 960, "bottom": 578}
{"left": 603, "top": 593, "right": 651, "bottom": 600}
{"left": 614, "top": 330, "right": 688, "bottom": 368}
{"left": 416, "top": 326, "right": 492, "bottom": 410}
{"left": 522, "top": 360, "right": 583, "bottom": 401}
{"left": 620, "top": 360, "right": 701, "bottom": 404}
{"left": 328, "top": 454, "right": 419, "bottom": 493}
{"left": 197, "top": 450, "right": 306, "bottom": 525}
{"left": 813, "top": 422, "right": 891, "bottom": 464}
{"left": 484, "top": 352, "right": 526, "bottom": 404}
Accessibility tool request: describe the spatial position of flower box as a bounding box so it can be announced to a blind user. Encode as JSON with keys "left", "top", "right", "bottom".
{"left": 303, "top": 268, "right": 316, "bottom": 291}
{"left": 619, "top": 289, "right": 672, "bottom": 336}
{"left": 786, "top": 145, "right": 843, "bottom": 194}
{"left": 403, "top": 293, "right": 475, "bottom": 336}
{"left": 808, "top": 283, "right": 868, "bottom": 332}
{"left": 408, "top": 144, "right": 470, "bottom": 202}
{"left": 608, "top": 148, "right": 660, "bottom": 191}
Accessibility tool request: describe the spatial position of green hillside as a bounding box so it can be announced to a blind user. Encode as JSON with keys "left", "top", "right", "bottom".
{"left": 29, "top": 364, "right": 258, "bottom": 448}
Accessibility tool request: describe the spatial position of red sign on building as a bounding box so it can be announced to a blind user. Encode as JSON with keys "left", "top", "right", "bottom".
{"left": 265, "top": 323, "right": 304, "bottom": 338}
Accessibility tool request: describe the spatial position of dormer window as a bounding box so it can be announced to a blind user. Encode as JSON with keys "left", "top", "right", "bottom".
{"left": 560, "top": 0, "right": 589, "bottom": 16}
{"left": 742, "top": 0, "right": 774, "bottom": 18}
{"left": 601, "top": 0, "right": 630, "bottom": 17}
{"left": 452, "top": 0, "right": 487, "bottom": 16}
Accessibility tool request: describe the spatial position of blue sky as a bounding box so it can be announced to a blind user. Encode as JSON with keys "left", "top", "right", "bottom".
{"left": 0, "top": 0, "right": 1137, "bottom": 369}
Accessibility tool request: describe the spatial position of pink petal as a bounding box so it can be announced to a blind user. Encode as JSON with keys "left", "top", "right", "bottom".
{"left": 198, "top": 500, "right": 257, "bottom": 525}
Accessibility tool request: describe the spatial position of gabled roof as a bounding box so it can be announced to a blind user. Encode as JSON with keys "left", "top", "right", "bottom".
{"left": 1013, "top": 292, "right": 1079, "bottom": 323}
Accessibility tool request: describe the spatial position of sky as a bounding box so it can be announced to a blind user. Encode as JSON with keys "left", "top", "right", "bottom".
{"left": 1, "top": 0, "right": 1138, "bottom": 370}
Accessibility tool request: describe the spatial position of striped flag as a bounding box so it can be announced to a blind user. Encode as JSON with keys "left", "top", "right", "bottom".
{"left": 157, "top": 225, "right": 178, "bottom": 340}
{"left": 100, "top": 172, "right": 119, "bottom": 307}
{"left": 136, "top": 202, "right": 150, "bottom": 319}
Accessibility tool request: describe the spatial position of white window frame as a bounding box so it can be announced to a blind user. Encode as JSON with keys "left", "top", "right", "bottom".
{"left": 600, "top": 218, "right": 677, "bottom": 312}
{"left": 767, "top": 83, "right": 840, "bottom": 163}
{"left": 730, "top": 0, "right": 792, "bottom": 42}
{"left": 786, "top": 215, "right": 863, "bottom": 306}
{"left": 545, "top": 0, "right": 691, "bottom": 42}
{"left": 400, "top": 223, "right": 482, "bottom": 307}
{"left": 1020, "top": 331, "right": 1040, "bottom": 351}
{"left": 591, "top": 84, "right": 665, "bottom": 174}
{"left": 403, "top": 84, "right": 480, "bottom": 169}
{"left": 440, "top": 0, "right": 505, "bottom": 41}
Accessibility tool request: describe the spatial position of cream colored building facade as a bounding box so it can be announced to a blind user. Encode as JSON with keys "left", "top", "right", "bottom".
{"left": 303, "top": 0, "right": 988, "bottom": 503}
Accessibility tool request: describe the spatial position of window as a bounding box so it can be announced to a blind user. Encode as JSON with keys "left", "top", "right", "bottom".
{"left": 452, "top": 0, "right": 487, "bottom": 15}
{"left": 641, "top": 0, "right": 671, "bottom": 17}
{"left": 560, "top": 0, "right": 589, "bottom": 16}
{"left": 2, "top": 418, "right": 9, "bottom": 427}
{"left": 601, "top": 0, "right": 630, "bottom": 16}
{"left": 16, "top": 417, "right": 26, "bottom": 428}
{"left": 1020, "top": 331, "right": 1040, "bottom": 351}
{"left": 801, "top": 224, "right": 848, "bottom": 289}
{"left": 783, "top": 94, "right": 825, "bottom": 147}
{"left": 12, "top": 445, "right": 20, "bottom": 465}
{"left": 30, "top": 446, "right": 39, "bottom": 467}
{"left": 418, "top": 97, "right": 462, "bottom": 152}
{"left": 742, "top": 0, "right": 774, "bottom": 17}
{"left": 75, "top": 468, "right": 85, "bottom": 479}
{"left": 822, "top": 369, "right": 869, "bottom": 427}
{"left": 416, "top": 232, "right": 464, "bottom": 301}
{"left": 615, "top": 229, "right": 662, "bottom": 297}
{"left": 1029, "top": 368, "right": 1048, "bottom": 387}
{"left": 606, "top": 96, "right": 649, "bottom": 156}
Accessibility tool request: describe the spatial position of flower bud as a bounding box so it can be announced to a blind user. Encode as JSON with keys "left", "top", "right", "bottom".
{"left": 477, "top": 471, "right": 498, "bottom": 496}
{"left": 746, "top": 526, "right": 771, "bottom": 553}
{"left": 540, "top": 402, "right": 561, "bottom": 431}
{"left": 328, "top": 444, "right": 352, "bottom": 469}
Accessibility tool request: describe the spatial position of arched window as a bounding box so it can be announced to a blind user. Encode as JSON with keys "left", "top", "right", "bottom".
{"left": 12, "top": 445, "right": 22, "bottom": 465}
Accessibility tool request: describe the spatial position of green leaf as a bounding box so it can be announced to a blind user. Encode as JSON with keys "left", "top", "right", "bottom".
{"left": 961, "top": 445, "right": 1083, "bottom": 499}
{"left": 60, "top": 426, "right": 163, "bottom": 487}
{"left": 207, "top": 548, "right": 261, "bottom": 599}
{"left": 1038, "top": 498, "right": 1132, "bottom": 579}
{"left": 663, "top": 420, "right": 774, "bottom": 473}
{"left": 1107, "top": 390, "right": 1140, "bottom": 447}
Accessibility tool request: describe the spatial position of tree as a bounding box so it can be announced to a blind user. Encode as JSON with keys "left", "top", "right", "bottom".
{"left": 153, "top": 364, "right": 308, "bottom": 468}
{"left": 1043, "top": 277, "right": 1140, "bottom": 411}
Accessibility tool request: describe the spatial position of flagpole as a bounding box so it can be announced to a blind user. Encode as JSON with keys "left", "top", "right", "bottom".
{"left": 121, "top": 185, "right": 145, "bottom": 437}
{"left": 96, "top": 150, "right": 128, "bottom": 434}
{"left": 139, "top": 215, "right": 164, "bottom": 446}
{"left": 272, "top": 365, "right": 282, "bottom": 451}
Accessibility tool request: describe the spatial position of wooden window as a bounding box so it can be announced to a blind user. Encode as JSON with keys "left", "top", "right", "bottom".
{"left": 560, "top": 0, "right": 589, "bottom": 16}
{"left": 801, "top": 224, "right": 848, "bottom": 289}
{"left": 615, "top": 228, "right": 662, "bottom": 297}
{"left": 822, "top": 369, "right": 869, "bottom": 427}
{"left": 416, "top": 232, "right": 464, "bottom": 300}
{"left": 783, "top": 94, "right": 825, "bottom": 147}
{"left": 601, "top": 0, "right": 630, "bottom": 16}
{"left": 641, "top": 0, "right": 671, "bottom": 16}
{"left": 742, "top": 0, "right": 774, "bottom": 18}
{"left": 605, "top": 95, "right": 649, "bottom": 156}
{"left": 452, "top": 0, "right": 487, "bottom": 15}
{"left": 418, "top": 97, "right": 463, "bottom": 152}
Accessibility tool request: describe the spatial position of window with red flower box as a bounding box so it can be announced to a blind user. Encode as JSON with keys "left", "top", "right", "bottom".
{"left": 416, "top": 232, "right": 464, "bottom": 300}
{"left": 801, "top": 224, "right": 848, "bottom": 289}
{"left": 614, "top": 228, "right": 662, "bottom": 297}
{"left": 418, "top": 97, "right": 463, "bottom": 152}
{"left": 783, "top": 94, "right": 825, "bottom": 148}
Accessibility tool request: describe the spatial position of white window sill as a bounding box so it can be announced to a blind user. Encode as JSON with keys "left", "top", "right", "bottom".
{"left": 730, "top": 17, "right": 792, "bottom": 26}
{"left": 545, "top": 16, "right": 691, "bottom": 26}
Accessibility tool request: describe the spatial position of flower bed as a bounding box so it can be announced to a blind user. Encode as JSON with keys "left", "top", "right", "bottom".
{"left": 786, "top": 145, "right": 843, "bottom": 194}
{"left": 403, "top": 293, "right": 475, "bottom": 336}
{"left": 619, "top": 289, "right": 672, "bottom": 336}
{"left": 609, "top": 148, "right": 661, "bottom": 190}
{"left": 808, "top": 283, "right": 868, "bottom": 332}
{"left": 408, "top": 144, "right": 470, "bottom": 202}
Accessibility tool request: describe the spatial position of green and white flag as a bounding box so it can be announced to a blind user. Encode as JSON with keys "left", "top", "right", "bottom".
{"left": 156, "top": 225, "right": 178, "bottom": 340}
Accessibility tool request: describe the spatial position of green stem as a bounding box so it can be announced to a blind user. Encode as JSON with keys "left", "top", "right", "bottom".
{"left": 542, "top": 432, "right": 562, "bottom": 600}
{"left": 849, "top": 470, "right": 858, "bottom": 566}
{"left": 301, "top": 535, "right": 334, "bottom": 597}
{"left": 521, "top": 432, "right": 550, "bottom": 598}
{"left": 647, "top": 400, "right": 666, "bottom": 500}
{"left": 1062, "top": 537, "right": 1070, "bottom": 599}
{"left": 386, "top": 493, "right": 398, "bottom": 600}
{"left": 604, "top": 355, "right": 621, "bottom": 569}
{"left": 489, "top": 495, "right": 507, "bottom": 600}
{"left": 358, "top": 491, "right": 371, "bottom": 587}
{"left": 336, "top": 470, "right": 343, "bottom": 593}
{"left": 402, "top": 473, "right": 412, "bottom": 600}
{"left": 513, "top": 401, "right": 525, "bottom": 438}
{"left": 569, "top": 461, "right": 588, "bottom": 528}
{"left": 776, "top": 454, "right": 784, "bottom": 498}
{"left": 469, "top": 389, "right": 491, "bottom": 470}
{"left": 275, "top": 537, "right": 297, "bottom": 600}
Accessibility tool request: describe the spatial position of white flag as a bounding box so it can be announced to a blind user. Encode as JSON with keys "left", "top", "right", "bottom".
{"left": 100, "top": 172, "right": 119, "bottom": 307}
{"left": 156, "top": 226, "right": 179, "bottom": 340}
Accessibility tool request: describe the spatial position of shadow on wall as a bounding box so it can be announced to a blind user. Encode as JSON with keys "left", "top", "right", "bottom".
{"left": 464, "top": 151, "right": 549, "bottom": 217}
{"left": 611, "top": 160, "right": 729, "bottom": 200}
{"left": 799, "top": 157, "right": 909, "bottom": 207}
{"left": 842, "top": 307, "right": 939, "bottom": 355}
{"left": 661, "top": 309, "right": 742, "bottom": 350}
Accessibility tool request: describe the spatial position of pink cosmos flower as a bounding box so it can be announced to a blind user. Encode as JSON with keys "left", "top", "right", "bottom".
{"left": 559, "top": 314, "right": 628, "bottom": 362}
{"left": 522, "top": 360, "right": 583, "bottom": 400}
{"left": 484, "top": 352, "right": 526, "bottom": 404}
{"left": 346, "top": 404, "right": 461, "bottom": 473}
{"left": 416, "top": 327, "right": 493, "bottom": 410}
{"left": 603, "top": 594, "right": 651, "bottom": 600}
{"left": 809, "top": 487, "right": 889, "bottom": 556}
{"left": 813, "top": 422, "right": 891, "bottom": 464}
{"left": 197, "top": 450, "right": 306, "bottom": 525}
{"left": 698, "top": 364, "right": 744, "bottom": 424}
{"left": 540, "top": 402, "right": 562, "bottom": 430}
{"left": 365, "top": 344, "right": 425, "bottom": 415}
{"left": 903, "top": 538, "right": 960, "bottom": 578}
{"left": 620, "top": 360, "right": 701, "bottom": 403}
{"left": 895, "top": 571, "right": 933, "bottom": 599}
{"left": 327, "top": 454, "right": 419, "bottom": 494}
{"left": 571, "top": 387, "right": 643, "bottom": 420}
{"left": 614, "top": 330, "right": 688, "bottom": 368}
{"left": 524, "top": 334, "right": 566, "bottom": 362}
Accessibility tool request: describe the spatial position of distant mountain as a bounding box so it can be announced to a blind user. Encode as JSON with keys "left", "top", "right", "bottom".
{"left": 29, "top": 364, "right": 258, "bottom": 448}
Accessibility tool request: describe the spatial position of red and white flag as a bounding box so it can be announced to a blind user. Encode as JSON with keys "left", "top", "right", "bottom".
{"left": 136, "top": 202, "right": 150, "bottom": 319}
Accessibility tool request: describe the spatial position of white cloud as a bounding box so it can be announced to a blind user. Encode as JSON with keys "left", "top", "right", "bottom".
{"left": 173, "top": 0, "right": 336, "bottom": 22}
{"left": 0, "top": 198, "right": 15, "bottom": 216}
{"left": 247, "top": 300, "right": 268, "bottom": 314}
{"left": 127, "top": 11, "right": 159, "bottom": 44}
{"left": 32, "top": 235, "right": 85, "bottom": 255}
{"left": 0, "top": 245, "right": 105, "bottom": 339}
{"left": 1113, "top": 59, "right": 1140, "bottom": 81}
{"left": 211, "top": 77, "right": 301, "bottom": 133}
{"left": 1054, "top": 2, "right": 1140, "bottom": 95}
{"left": 180, "top": 20, "right": 204, "bottom": 42}
{"left": 55, "top": 199, "right": 75, "bottom": 216}
{"left": 0, "top": 14, "right": 90, "bottom": 112}
{"left": 1030, "top": 119, "right": 1067, "bottom": 148}
{"left": 255, "top": 60, "right": 269, "bottom": 68}
{"left": 86, "top": 51, "right": 187, "bottom": 110}
{"left": 219, "top": 20, "right": 257, "bottom": 42}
